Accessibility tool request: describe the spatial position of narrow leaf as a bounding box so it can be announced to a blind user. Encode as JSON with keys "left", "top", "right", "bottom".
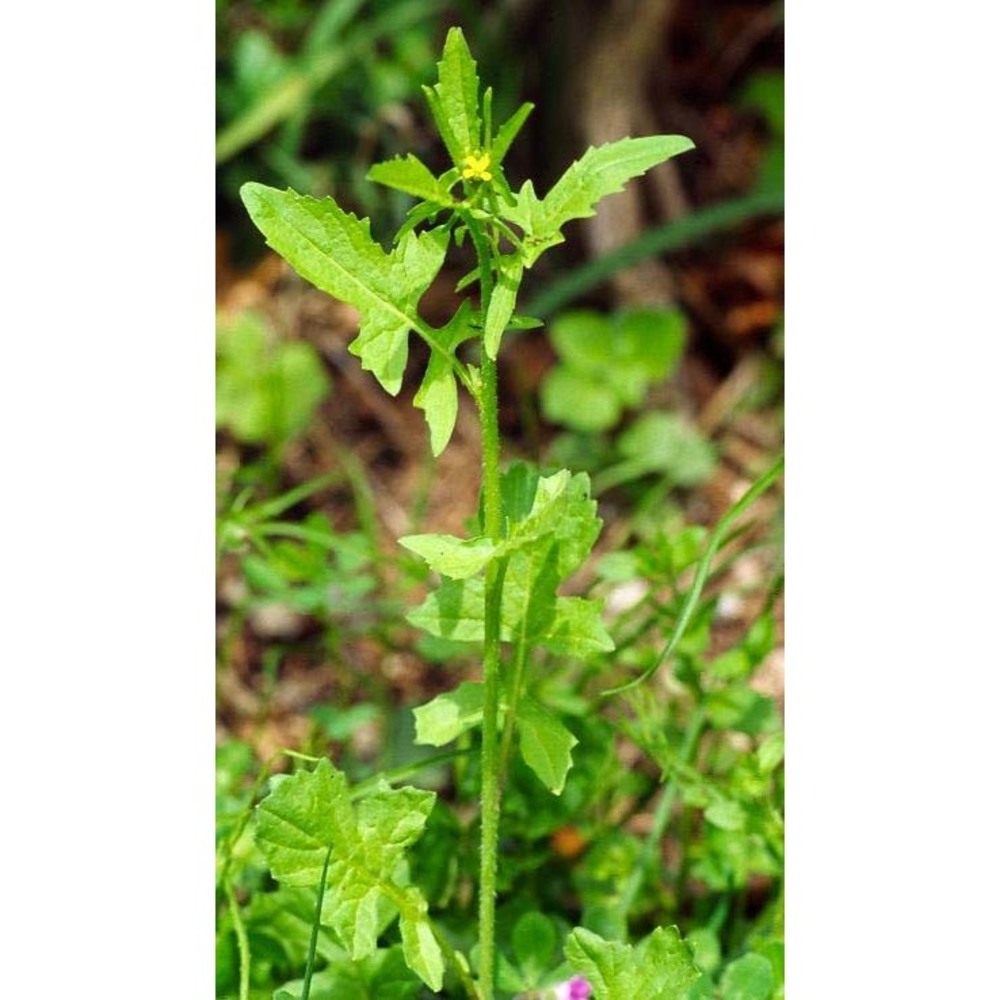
{"left": 490, "top": 101, "right": 534, "bottom": 165}
{"left": 484, "top": 257, "right": 523, "bottom": 359}
{"left": 426, "top": 27, "right": 482, "bottom": 164}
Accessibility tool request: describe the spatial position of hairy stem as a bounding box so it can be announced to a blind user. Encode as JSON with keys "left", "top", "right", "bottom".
{"left": 477, "top": 351, "right": 505, "bottom": 1000}
{"left": 472, "top": 217, "right": 504, "bottom": 1000}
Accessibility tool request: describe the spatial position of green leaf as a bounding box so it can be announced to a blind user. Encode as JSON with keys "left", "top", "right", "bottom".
{"left": 216, "top": 310, "right": 330, "bottom": 448}
{"left": 719, "top": 953, "right": 775, "bottom": 1000}
{"left": 413, "top": 300, "right": 476, "bottom": 456}
{"left": 541, "top": 366, "right": 622, "bottom": 432}
{"left": 398, "top": 533, "right": 496, "bottom": 580}
{"left": 511, "top": 911, "right": 557, "bottom": 986}
{"left": 757, "top": 732, "right": 785, "bottom": 773}
{"left": 240, "top": 182, "right": 447, "bottom": 395}
{"left": 507, "top": 135, "right": 695, "bottom": 266}
{"left": 704, "top": 798, "right": 747, "bottom": 832}
{"left": 543, "top": 597, "right": 615, "bottom": 656}
{"left": 565, "top": 926, "right": 700, "bottom": 1000}
{"left": 413, "top": 681, "right": 489, "bottom": 746}
{"left": 614, "top": 411, "right": 717, "bottom": 487}
{"left": 367, "top": 154, "right": 454, "bottom": 208}
{"left": 423, "top": 26, "right": 482, "bottom": 165}
{"left": 517, "top": 698, "right": 578, "bottom": 794}
{"left": 490, "top": 101, "right": 534, "bottom": 165}
{"left": 254, "top": 760, "right": 443, "bottom": 991}
{"left": 483, "top": 257, "right": 523, "bottom": 359}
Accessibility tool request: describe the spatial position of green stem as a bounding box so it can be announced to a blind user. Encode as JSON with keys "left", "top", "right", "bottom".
{"left": 498, "top": 636, "right": 529, "bottom": 787}
{"left": 301, "top": 845, "right": 333, "bottom": 1000}
{"left": 477, "top": 373, "right": 504, "bottom": 1000}
{"left": 224, "top": 881, "right": 251, "bottom": 1000}
{"left": 471, "top": 217, "right": 504, "bottom": 1000}
{"left": 431, "top": 924, "right": 481, "bottom": 1000}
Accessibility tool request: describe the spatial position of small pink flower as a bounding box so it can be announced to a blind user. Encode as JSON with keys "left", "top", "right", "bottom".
{"left": 553, "top": 976, "right": 592, "bottom": 1000}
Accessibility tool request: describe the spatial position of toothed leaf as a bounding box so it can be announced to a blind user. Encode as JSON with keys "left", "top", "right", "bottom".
{"left": 254, "top": 759, "right": 443, "bottom": 991}
{"left": 425, "top": 27, "right": 482, "bottom": 165}
{"left": 506, "top": 135, "right": 695, "bottom": 266}
{"left": 368, "top": 154, "right": 455, "bottom": 209}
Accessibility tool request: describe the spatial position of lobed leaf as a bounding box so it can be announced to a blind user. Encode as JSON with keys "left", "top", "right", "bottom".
{"left": 412, "top": 301, "right": 477, "bottom": 455}
{"left": 506, "top": 135, "right": 695, "bottom": 266}
{"left": 254, "top": 760, "right": 443, "bottom": 991}
{"left": 240, "top": 182, "right": 447, "bottom": 396}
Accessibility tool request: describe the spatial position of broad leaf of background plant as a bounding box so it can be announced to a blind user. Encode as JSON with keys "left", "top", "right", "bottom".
{"left": 564, "top": 926, "right": 699, "bottom": 1000}
{"left": 507, "top": 135, "right": 695, "bottom": 266}
{"left": 216, "top": 310, "right": 330, "bottom": 448}
{"left": 240, "top": 182, "right": 447, "bottom": 395}
{"left": 255, "top": 760, "right": 443, "bottom": 990}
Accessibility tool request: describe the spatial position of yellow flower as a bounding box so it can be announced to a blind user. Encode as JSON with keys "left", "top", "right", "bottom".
{"left": 461, "top": 152, "right": 493, "bottom": 182}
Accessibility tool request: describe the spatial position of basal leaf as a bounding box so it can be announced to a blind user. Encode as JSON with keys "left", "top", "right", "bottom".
{"left": 255, "top": 760, "right": 442, "bottom": 990}
{"left": 517, "top": 698, "right": 578, "bottom": 794}
{"left": 507, "top": 135, "right": 695, "bottom": 266}
{"left": 240, "top": 182, "right": 447, "bottom": 395}
{"left": 565, "top": 926, "right": 699, "bottom": 1000}
{"left": 424, "top": 26, "right": 482, "bottom": 165}
{"left": 367, "top": 154, "right": 455, "bottom": 208}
